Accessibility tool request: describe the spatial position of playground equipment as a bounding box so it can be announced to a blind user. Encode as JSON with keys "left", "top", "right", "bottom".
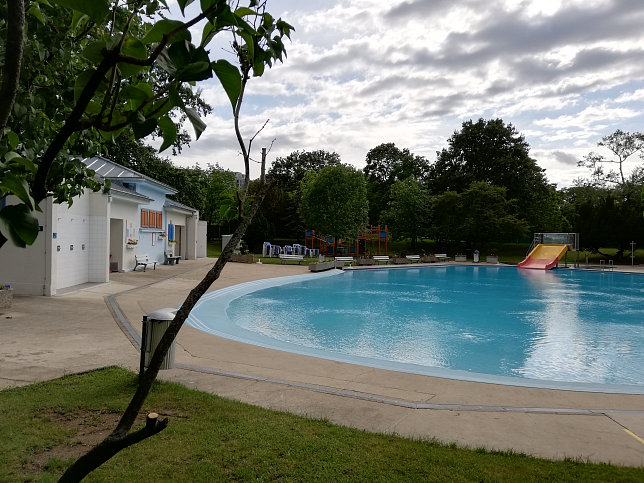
{"left": 263, "top": 241, "right": 318, "bottom": 258}
{"left": 518, "top": 233, "right": 579, "bottom": 270}
{"left": 305, "top": 226, "right": 389, "bottom": 257}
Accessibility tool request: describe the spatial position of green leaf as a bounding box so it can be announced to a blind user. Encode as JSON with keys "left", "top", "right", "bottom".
{"left": 121, "top": 37, "right": 147, "bottom": 59}
{"left": 118, "top": 37, "right": 149, "bottom": 78}
{"left": 120, "top": 85, "right": 153, "bottom": 110}
{"left": 13, "top": 102, "right": 27, "bottom": 119}
{"left": 200, "top": 21, "right": 216, "bottom": 48}
{"left": 27, "top": 3, "right": 46, "bottom": 24}
{"left": 0, "top": 174, "right": 35, "bottom": 210}
{"left": 176, "top": 61, "right": 212, "bottom": 82}
{"left": 212, "top": 60, "right": 241, "bottom": 108}
{"left": 183, "top": 107, "right": 206, "bottom": 140}
{"left": 169, "top": 85, "right": 185, "bottom": 109}
{"left": 82, "top": 40, "right": 107, "bottom": 64}
{"left": 235, "top": 7, "right": 257, "bottom": 17}
{"left": 7, "top": 132, "right": 19, "bottom": 150}
{"left": 49, "top": 0, "right": 109, "bottom": 23}
{"left": 252, "top": 53, "right": 265, "bottom": 77}
{"left": 168, "top": 41, "right": 192, "bottom": 68}
{"left": 4, "top": 151, "right": 21, "bottom": 162}
{"left": 238, "top": 30, "right": 254, "bottom": 62}
{"left": 158, "top": 116, "right": 177, "bottom": 152}
{"left": 156, "top": 49, "right": 177, "bottom": 76}
{"left": 177, "top": 0, "right": 196, "bottom": 14}
{"left": 141, "top": 20, "right": 191, "bottom": 44}
{"left": 70, "top": 9, "right": 88, "bottom": 30}
{"left": 147, "top": 97, "right": 173, "bottom": 118}
{"left": 0, "top": 204, "right": 40, "bottom": 247}
{"left": 3, "top": 154, "right": 37, "bottom": 173}
{"left": 74, "top": 70, "right": 95, "bottom": 103}
{"left": 132, "top": 118, "right": 157, "bottom": 139}
{"left": 201, "top": 0, "right": 222, "bottom": 11}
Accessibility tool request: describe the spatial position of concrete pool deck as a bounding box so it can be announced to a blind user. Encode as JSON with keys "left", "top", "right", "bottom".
{"left": 1, "top": 259, "right": 644, "bottom": 467}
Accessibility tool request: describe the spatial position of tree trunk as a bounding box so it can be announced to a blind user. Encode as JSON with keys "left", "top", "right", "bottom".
{"left": 0, "top": 0, "right": 25, "bottom": 133}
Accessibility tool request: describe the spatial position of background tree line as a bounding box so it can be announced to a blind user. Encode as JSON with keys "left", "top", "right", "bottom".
{"left": 104, "top": 118, "right": 643, "bottom": 260}
{"left": 248, "top": 119, "right": 642, "bottom": 258}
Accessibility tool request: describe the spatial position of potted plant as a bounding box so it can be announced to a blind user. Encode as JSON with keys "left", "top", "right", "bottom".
{"left": 126, "top": 238, "right": 138, "bottom": 248}
{"left": 0, "top": 284, "right": 13, "bottom": 311}
{"left": 158, "top": 231, "right": 167, "bottom": 239}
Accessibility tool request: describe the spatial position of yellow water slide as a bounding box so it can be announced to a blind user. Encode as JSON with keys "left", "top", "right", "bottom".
{"left": 517, "top": 244, "right": 569, "bottom": 270}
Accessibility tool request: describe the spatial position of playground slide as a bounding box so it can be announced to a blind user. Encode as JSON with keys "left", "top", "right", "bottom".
{"left": 517, "top": 244, "right": 569, "bottom": 270}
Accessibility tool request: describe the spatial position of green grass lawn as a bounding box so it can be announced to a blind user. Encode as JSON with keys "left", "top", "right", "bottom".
{"left": 2, "top": 367, "right": 643, "bottom": 482}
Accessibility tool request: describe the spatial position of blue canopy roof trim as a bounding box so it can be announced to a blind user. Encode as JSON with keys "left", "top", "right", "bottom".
{"left": 109, "top": 182, "right": 152, "bottom": 203}
{"left": 164, "top": 198, "right": 197, "bottom": 215}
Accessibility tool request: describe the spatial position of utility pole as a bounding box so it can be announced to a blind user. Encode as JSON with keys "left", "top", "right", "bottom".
{"left": 261, "top": 147, "right": 266, "bottom": 183}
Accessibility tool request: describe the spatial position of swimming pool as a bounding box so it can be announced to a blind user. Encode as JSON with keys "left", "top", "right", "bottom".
{"left": 186, "top": 266, "right": 644, "bottom": 393}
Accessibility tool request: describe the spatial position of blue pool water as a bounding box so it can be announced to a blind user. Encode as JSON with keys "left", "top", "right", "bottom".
{"left": 187, "top": 266, "right": 644, "bottom": 391}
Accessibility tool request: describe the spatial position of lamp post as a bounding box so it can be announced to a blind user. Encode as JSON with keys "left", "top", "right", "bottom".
{"left": 631, "top": 241, "right": 636, "bottom": 267}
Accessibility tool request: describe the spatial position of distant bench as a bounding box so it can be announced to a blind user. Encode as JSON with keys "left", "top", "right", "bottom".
{"left": 135, "top": 254, "right": 157, "bottom": 272}
{"left": 435, "top": 253, "right": 451, "bottom": 262}
{"left": 334, "top": 256, "right": 355, "bottom": 266}
{"left": 406, "top": 255, "right": 421, "bottom": 263}
{"left": 164, "top": 252, "right": 181, "bottom": 265}
{"left": 373, "top": 255, "right": 390, "bottom": 264}
{"left": 279, "top": 254, "right": 304, "bottom": 264}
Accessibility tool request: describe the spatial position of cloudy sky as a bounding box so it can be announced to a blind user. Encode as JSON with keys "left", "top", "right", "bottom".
{"left": 164, "top": 0, "right": 644, "bottom": 188}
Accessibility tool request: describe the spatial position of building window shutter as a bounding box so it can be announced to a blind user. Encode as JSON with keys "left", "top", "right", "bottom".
{"left": 141, "top": 209, "right": 149, "bottom": 228}
{"left": 156, "top": 211, "right": 163, "bottom": 228}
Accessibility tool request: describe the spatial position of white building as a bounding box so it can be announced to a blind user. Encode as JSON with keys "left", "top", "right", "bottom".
{"left": 0, "top": 156, "right": 207, "bottom": 296}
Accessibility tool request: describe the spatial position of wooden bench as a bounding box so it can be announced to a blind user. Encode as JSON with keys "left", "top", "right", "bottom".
{"left": 164, "top": 252, "right": 181, "bottom": 265}
{"left": 406, "top": 255, "right": 421, "bottom": 263}
{"left": 279, "top": 254, "right": 305, "bottom": 264}
{"left": 435, "top": 253, "right": 451, "bottom": 262}
{"left": 334, "top": 256, "right": 355, "bottom": 266}
{"left": 373, "top": 255, "right": 390, "bottom": 264}
{"left": 134, "top": 254, "right": 157, "bottom": 272}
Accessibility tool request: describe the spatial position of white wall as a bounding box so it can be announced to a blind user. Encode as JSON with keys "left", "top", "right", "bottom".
{"left": 0, "top": 197, "right": 51, "bottom": 295}
{"left": 89, "top": 190, "right": 109, "bottom": 283}
{"left": 55, "top": 193, "right": 91, "bottom": 289}
{"left": 196, "top": 220, "right": 207, "bottom": 258}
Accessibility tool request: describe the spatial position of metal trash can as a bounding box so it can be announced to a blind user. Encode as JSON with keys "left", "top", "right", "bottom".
{"left": 140, "top": 308, "right": 177, "bottom": 373}
{"left": 473, "top": 250, "right": 480, "bottom": 263}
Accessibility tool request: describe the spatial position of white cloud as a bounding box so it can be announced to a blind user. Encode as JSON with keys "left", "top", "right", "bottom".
{"left": 164, "top": 0, "right": 644, "bottom": 187}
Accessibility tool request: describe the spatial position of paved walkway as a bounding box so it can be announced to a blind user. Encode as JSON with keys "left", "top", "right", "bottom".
{"left": 1, "top": 259, "right": 644, "bottom": 467}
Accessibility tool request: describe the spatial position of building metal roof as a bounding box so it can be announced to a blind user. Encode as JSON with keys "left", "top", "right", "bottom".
{"left": 81, "top": 155, "right": 178, "bottom": 194}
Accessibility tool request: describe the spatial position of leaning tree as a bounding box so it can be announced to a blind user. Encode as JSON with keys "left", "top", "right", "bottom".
{"left": 1, "top": 0, "right": 293, "bottom": 480}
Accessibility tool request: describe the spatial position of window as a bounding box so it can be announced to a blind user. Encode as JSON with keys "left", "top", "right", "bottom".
{"left": 141, "top": 209, "right": 149, "bottom": 228}
{"left": 141, "top": 209, "right": 162, "bottom": 228}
